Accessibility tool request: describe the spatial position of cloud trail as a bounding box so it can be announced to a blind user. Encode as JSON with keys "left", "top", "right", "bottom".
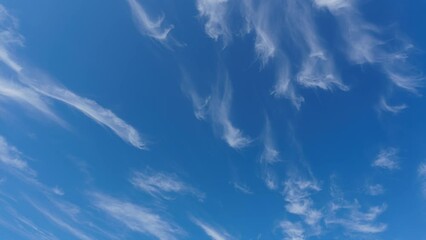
{"left": 92, "top": 193, "right": 183, "bottom": 240}
{"left": 196, "top": 0, "right": 231, "bottom": 43}
{"left": 127, "top": 0, "right": 173, "bottom": 42}
{"left": 192, "top": 218, "right": 234, "bottom": 240}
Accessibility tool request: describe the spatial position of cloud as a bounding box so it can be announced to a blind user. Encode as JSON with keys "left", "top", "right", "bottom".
{"left": 259, "top": 119, "right": 280, "bottom": 190}
{"left": 231, "top": 181, "right": 253, "bottom": 195}
{"left": 283, "top": 178, "right": 322, "bottom": 226}
{"left": 127, "top": 0, "right": 173, "bottom": 42}
{"left": 313, "top": 0, "right": 423, "bottom": 93}
{"left": 326, "top": 202, "right": 387, "bottom": 234}
{"left": 279, "top": 220, "right": 305, "bottom": 240}
{"left": 372, "top": 148, "right": 400, "bottom": 170}
{"left": 20, "top": 74, "right": 146, "bottom": 149}
{"left": 28, "top": 199, "right": 93, "bottom": 240}
{"left": 192, "top": 218, "right": 234, "bottom": 240}
{"left": 0, "top": 5, "right": 23, "bottom": 72}
{"left": 210, "top": 77, "right": 251, "bottom": 149}
{"left": 285, "top": 0, "right": 348, "bottom": 92}
{"left": 241, "top": 0, "right": 276, "bottom": 65}
{"left": 419, "top": 162, "right": 426, "bottom": 197}
{"left": 130, "top": 168, "right": 204, "bottom": 200}
{"left": 180, "top": 70, "right": 210, "bottom": 120}
{"left": 272, "top": 56, "right": 304, "bottom": 110}
{"left": 378, "top": 97, "right": 407, "bottom": 114}
{"left": 92, "top": 193, "right": 183, "bottom": 240}
{"left": 0, "top": 4, "right": 146, "bottom": 150}
{"left": 366, "top": 184, "right": 385, "bottom": 196}
{"left": 0, "top": 136, "right": 33, "bottom": 174}
{"left": 196, "top": 0, "right": 231, "bottom": 43}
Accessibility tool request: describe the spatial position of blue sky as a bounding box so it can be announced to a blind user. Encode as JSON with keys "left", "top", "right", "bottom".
{"left": 0, "top": 0, "right": 426, "bottom": 239}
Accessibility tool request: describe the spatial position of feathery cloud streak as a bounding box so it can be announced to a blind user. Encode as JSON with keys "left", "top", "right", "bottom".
{"left": 196, "top": 0, "right": 231, "bottom": 43}
{"left": 210, "top": 77, "right": 251, "bottom": 149}
{"left": 127, "top": 0, "right": 173, "bottom": 42}
{"left": 92, "top": 193, "right": 183, "bottom": 240}
{"left": 130, "top": 168, "right": 204, "bottom": 200}
{"left": 192, "top": 218, "right": 234, "bottom": 240}
{"left": 0, "top": 4, "right": 145, "bottom": 149}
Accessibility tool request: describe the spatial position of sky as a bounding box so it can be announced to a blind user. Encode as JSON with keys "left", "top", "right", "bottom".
{"left": 0, "top": 0, "right": 426, "bottom": 239}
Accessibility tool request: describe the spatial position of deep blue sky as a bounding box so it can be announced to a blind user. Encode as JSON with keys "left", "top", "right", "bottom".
{"left": 1, "top": 0, "right": 426, "bottom": 239}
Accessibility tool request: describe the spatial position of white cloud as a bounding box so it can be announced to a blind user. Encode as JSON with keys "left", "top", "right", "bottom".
{"left": 20, "top": 75, "right": 146, "bottom": 149}
{"left": 326, "top": 202, "right": 387, "bottom": 234}
{"left": 231, "top": 181, "right": 253, "bottom": 195}
{"left": 210, "top": 78, "right": 251, "bottom": 149}
{"left": 92, "top": 193, "right": 183, "bottom": 240}
{"left": 180, "top": 71, "right": 210, "bottom": 120}
{"left": 372, "top": 148, "right": 400, "bottom": 170}
{"left": 130, "top": 168, "right": 203, "bottom": 200}
{"left": 314, "top": 0, "right": 423, "bottom": 93}
{"left": 242, "top": 0, "right": 276, "bottom": 65}
{"left": 192, "top": 218, "right": 234, "bottom": 240}
{"left": 378, "top": 97, "right": 407, "bottom": 114}
{"left": 196, "top": 0, "right": 231, "bottom": 43}
{"left": 366, "top": 184, "right": 385, "bottom": 196}
{"left": 285, "top": 0, "right": 347, "bottom": 92}
{"left": 0, "top": 4, "right": 146, "bottom": 150}
{"left": 259, "top": 119, "right": 280, "bottom": 190}
{"left": 272, "top": 58, "right": 304, "bottom": 110}
{"left": 127, "top": 0, "right": 173, "bottom": 42}
{"left": 0, "top": 5, "right": 23, "bottom": 72}
{"left": 279, "top": 220, "right": 305, "bottom": 240}
{"left": 419, "top": 162, "right": 426, "bottom": 197}
{"left": 0, "top": 136, "right": 34, "bottom": 175}
{"left": 283, "top": 179, "right": 322, "bottom": 226}
{"left": 28, "top": 199, "right": 93, "bottom": 240}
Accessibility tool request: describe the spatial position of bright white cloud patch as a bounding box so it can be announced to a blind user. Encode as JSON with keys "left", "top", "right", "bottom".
{"left": 192, "top": 218, "right": 234, "bottom": 240}
{"left": 372, "top": 148, "right": 400, "bottom": 170}
{"left": 92, "top": 193, "right": 183, "bottom": 240}
{"left": 130, "top": 168, "right": 203, "bottom": 200}
{"left": 196, "top": 0, "right": 231, "bottom": 43}
{"left": 127, "top": 0, "right": 173, "bottom": 42}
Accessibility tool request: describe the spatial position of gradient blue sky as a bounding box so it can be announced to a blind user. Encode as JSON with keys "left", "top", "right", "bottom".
{"left": 1, "top": 0, "right": 426, "bottom": 239}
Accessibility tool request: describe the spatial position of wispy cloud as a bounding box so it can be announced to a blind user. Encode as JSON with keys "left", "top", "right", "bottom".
{"left": 326, "top": 202, "right": 387, "bottom": 234}
{"left": 285, "top": 0, "right": 347, "bottom": 92}
{"left": 28, "top": 199, "right": 93, "bottom": 240}
{"left": 92, "top": 193, "right": 183, "bottom": 240}
{"left": 231, "top": 181, "right": 253, "bottom": 195}
{"left": 366, "top": 184, "right": 385, "bottom": 196}
{"left": 279, "top": 220, "right": 305, "bottom": 240}
{"left": 419, "top": 162, "right": 426, "bottom": 198}
{"left": 180, "top": 70, "right": 210, "bottom": 120}
{"left": 378, "top": 97, "right": 407, "bottom": 114}
{"left": 313, "top": 0, "right": 423, "bottom": 93}
{"left": 127, "top": 0, "right": 173, "bottom": 42}
{"left": 196, "top": 0, "right": 231, "bottom": 43}
{"left": 283, "top": 178, "right": 322, "bottom": 226}
{"left": 272, "top": 58, "right": 304, "bottom": 110}
{"left": 192, "top": 218, "right": 235, "bottom": 240}
{"left": 0, "top": 5, "right": 23, "bottom": 72}
{"left": 21, "top": 75, "right": 146, "bottom": 149}
{"left": 0, "top": 4, "right": 146, "bottom": 150}
{"left": 372, "top": 148, "right": 400, "bottom": 170}
{"left": 0, "top": 136, "right": 33, "bottom": 174}
{"left": 130, "top": 168, "right": 204, "bottom": 200}
{"left": 259, "top": 119, "right": 280, "bottom": 190}
{"left": 210, "top": 77, "right": 251, "bottom": 149}
{"left": 241, "top": 0, "right": 276, "bottom": 65}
